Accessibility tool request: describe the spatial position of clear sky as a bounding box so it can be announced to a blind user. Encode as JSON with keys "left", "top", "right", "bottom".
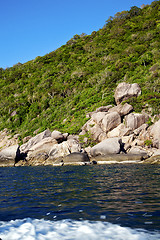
{"left": 0, "top": 0, "right": 154, "bottom": 68}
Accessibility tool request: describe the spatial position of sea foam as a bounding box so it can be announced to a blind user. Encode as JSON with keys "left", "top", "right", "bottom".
{"left": 0, "top": 218, "right": 159, "bottom": 240}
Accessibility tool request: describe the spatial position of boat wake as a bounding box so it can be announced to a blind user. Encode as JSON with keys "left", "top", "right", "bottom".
{"left": 0, "top": 218, "right": 160, "bottom": 240}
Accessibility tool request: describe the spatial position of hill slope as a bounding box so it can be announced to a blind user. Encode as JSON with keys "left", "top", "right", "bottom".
{"left": 0, "top": 0, "right": 160, "bottom": 139}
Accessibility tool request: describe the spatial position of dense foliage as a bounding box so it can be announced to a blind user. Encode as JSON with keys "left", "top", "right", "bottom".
{"left": 0, "top": 0, "right": 160, "bottom": 138}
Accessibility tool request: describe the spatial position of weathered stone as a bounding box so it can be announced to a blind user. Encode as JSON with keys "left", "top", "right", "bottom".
{"left": 90, "top": 138, "right": 121, "bottom": 157}
{"left": 0, "top": 144, "right": 20, "bottom": 160}
{"left": 128, "top": 146, "right": 148, "bottom": 158}
{"left": 0, "top": 129, "right": 19, "bottom": 150}
{"left": 49, "top": 143, "right": 70, "bottom": 159}
{"left": 124, "top": 113, "right": 148, "bottom": 130}
{"left": 107, "top": 123, "right": 131, "bottom": 138}
{"left": 81, "top": 113, "right": 108, "bottom": 142}
{"left": 81, "top": 119, "right": 96, "bottom": 132}
{"left": 46, "top": 152, "right": 90, "bottom": 166}
{"left": 101, "top": 112, "right": 121, "bottom": 133}
{"left": 89, "top": 125, "right": 104, "bottom": 142}
{"left": 0, "top": 144, "right": 20, "bottom": 167}
{"left": 67, "top": 135, "right": 79, "bottom": 141}
{"left": 91, "top": 112, "right": 107, "bottom": 124}
{"left": 108, "top": 103, "right": 133, "bottom": 116}
{"left": 63, "top": 133, "right": 69, "bottom": 140}
{"left": 143, "top": 155, "right": 160, "bottom": 164}
{"left": 0, "top": 158, "right": 15, "bottom": 167}
{"left": 124, "top": 143, "right": 131, "bottom": 152}
{"left": 114, "top": 82, "right": 141, "bottom": 104}
{"left": 23, "top": 136, "right": 32, "bottom": 144}
{"left": 67, "top": 138, "right": 81, "bottom": 152}
{"left": 122, "top": 134, "right": 134, "bottom": 145}
{"left": 152, "top": 149, "right": 160, "bottom": 156}
{"left": 27, "top": 137, "right": 57, "bottom": 159}
{"left": 46, "top": 157, "right": 63, "bottom": 166}
{"left": 149, "top": 119, "right": 160, "bottom": 148}
{"left": 49, "top": 138, "right": 81, "bottom": 159}
{"left": 97, "top": 132, "right": 108, "bottom": 142}
{"left": 120, "top": 127, "right": 133, "bottom": 136}
{"left": 138, "top": 129, "right": 150, "bottom": 141}
{"left": 63, "top": 152, "right": 90, "bottom": 164}
{"left": 86, "top": 105, "right": 112, "bottom": 118}
{"left": 92, "top": 154, "right": 144, "bottom": 164}
{"left": 131, "top": 139, "right": 144, "bottom": 147}
{"left": 95, "top": 105, "right": 113, "bottom": 112}
{"left": 79, "top": 130, "right": 86, "bottom": 136}
{"left": 51, "top": 130, "right": 64, "bottom": 143}
{"left": 133, "top": 124, "right": 148, "bottom": 135}
{"left": 26, "top": 153, "right": 49, "bottom": 166}
{"left": 84, "top": 146, "right": 92, "bottom": 157}
{"left": 20, "top": 129, "right": 51, "bottom": 153}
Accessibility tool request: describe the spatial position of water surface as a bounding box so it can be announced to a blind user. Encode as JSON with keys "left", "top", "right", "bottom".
{"left": 0, "top": 164, "right": 160, "bottom": 239}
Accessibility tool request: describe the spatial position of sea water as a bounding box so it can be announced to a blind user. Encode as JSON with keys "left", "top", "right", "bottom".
{"left": 0, "top": 164, "right": 160, "bottom": 240}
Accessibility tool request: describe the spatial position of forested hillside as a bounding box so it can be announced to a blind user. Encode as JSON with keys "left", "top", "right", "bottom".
{"left": 0, "top": 0, "right": 160, "bottom": 139}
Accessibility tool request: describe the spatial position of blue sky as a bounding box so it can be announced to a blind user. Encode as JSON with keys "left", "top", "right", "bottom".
{"left": 0, "top": 0, "right": 154, "bottom": 68}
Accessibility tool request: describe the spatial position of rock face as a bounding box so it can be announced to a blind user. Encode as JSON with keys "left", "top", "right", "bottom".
{"left": 0, "top": 129, "right": 19, "bottom": 150}
{"left": 107, "top": 123, "right": 132, "bottom": 138}
{"left": 114, "top": 82, "right": 141, "bottom": 104}
{"left": 0, "top": 144, "right": 20, "bottom": 167}
{"left": 108, "top": 103, "right": 133, "bottom": 116}
{"left": 61, "top": 152, "right": 90, "bottom": 165}
{"left": 101, "top": 112, "right": 121, "bottom": 133}
{"left": 128, "top": 146, "right": 148, "bottom": 158}
{"left": 92, "top": 154, "right": 144, "bottom": 164}
{"left": 149, "top": 119, "right": 160, "bottom": 148}
{"left": 26, "top": 137, "right": 57, "bottom": 159}
{"left": 125, "top": 113, "right": 148, "bottom": 130}
{"left": 49, "top": 138, "right": 81, "bottom": 159}
{"left": 90, "top": 138, "right": 121, "bottom": 157}
{"left": 51, "top": 130, "right": 66, "bottom": 143}
{"left": 1, "top": 81, "right": 160, "bottom": 166}
{"left": 20, "top": 130, "right": 51, "bottom": 153}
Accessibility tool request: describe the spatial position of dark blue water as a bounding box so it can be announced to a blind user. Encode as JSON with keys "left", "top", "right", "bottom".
{"left": 0, "top": 164, "right": 160, "bottom": 234}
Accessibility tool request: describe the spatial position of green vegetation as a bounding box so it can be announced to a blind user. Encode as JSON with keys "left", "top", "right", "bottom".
{"left": 144, "top": 139, "right": 153, "bottom": 147}
{"left": 0, "top": 1, "right": 160, "bottom": 138}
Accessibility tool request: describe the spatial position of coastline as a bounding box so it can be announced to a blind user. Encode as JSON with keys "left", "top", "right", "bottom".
{"left": 0, "top": 82, "right": 160, "bottom": 167}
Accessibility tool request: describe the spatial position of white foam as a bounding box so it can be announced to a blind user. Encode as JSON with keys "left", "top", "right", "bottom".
{"left": 0, "top": 218, "right": 159, "bottom": 240}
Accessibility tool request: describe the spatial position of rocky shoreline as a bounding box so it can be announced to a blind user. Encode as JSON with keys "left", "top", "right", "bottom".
{"left": 0, "top": 82, "right": 160, "bottom": 167}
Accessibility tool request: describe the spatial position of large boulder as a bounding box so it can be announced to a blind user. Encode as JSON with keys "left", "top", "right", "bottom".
{"left": 0, "top": 144, "right": 20, "bottom": 167}
{"left": 128, "top": 146, "right": 148, "bottom": 158}
{"left": 101, "top": 112, "right": 121, "bottom": 133}
{"left": 149, "top": 119, "right": 160, "bottom": 148}
{"left": 49, "top": 138, "right": 81, "bottom": 159}
{"left": 91, "top": 112, "right": 107, "bottom": 124}
{"left": 89, "top": 125, "right": 104, "bottom": 142}
{"left": 108, "top": 103, "right": 133, "bottom": 117}
{"left": 26, "top": 137, "right": 57, "bottom": 159}
{"left": 62, "top": 152, "right": 90, "bottom": 165}
{"left": 81, "top": 114, "right": 107, "bottom": 142}
{"left": 51, "top": 130, "right": 66, "bottom": 143}
{"left": 86, "top": 105, "right": 112, "bottom": 118}
{"left": 107, "top": 123, "right": 132, "bottom": 138}
{"left": 133, "top": 123, "right": 148, "bottom": 136}
{"left": 124, "top": 113, "right": 148, "bottom": 130}
{"left": 90, "top": 138, "right": 121, "bottom": 157}
{"left": 114, "top": 82, "right": 141, "bottom": 104}
{"left": 20, "top": 129, "right": 51, "bottom": 153}
{"left": 92, "top": 154, "right": 144, "bottom": 164}
{"left": 24, "top": 153, "right": 49, "bottom": 166}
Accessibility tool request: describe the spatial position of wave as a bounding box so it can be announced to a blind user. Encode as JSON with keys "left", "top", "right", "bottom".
{"left": 0, "top": 218, "right": 160, "bottom": 240}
